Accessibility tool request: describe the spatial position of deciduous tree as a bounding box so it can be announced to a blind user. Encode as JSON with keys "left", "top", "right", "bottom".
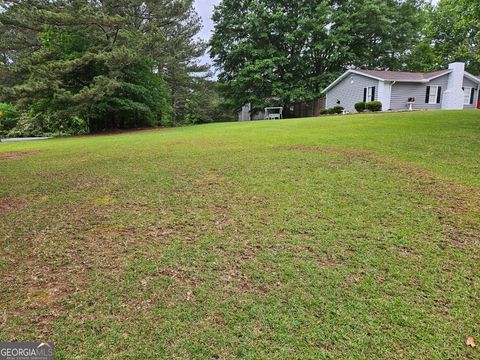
{"left": 428, "top": 0, "right": 480, "bottom": 74}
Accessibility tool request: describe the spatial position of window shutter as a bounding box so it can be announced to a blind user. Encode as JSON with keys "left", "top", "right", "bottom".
{"left": 371, "top": 87, "right": 376, "bottom": 101}
{"left": 437, "top": 87, "right": 442, "bottom": 104}
{"left": 363, "top": 88, "right": 367, "bottom": 102}
{"left": 425, "top": 86, "right": 431, "bottom": 103}
{"left": 470, "top": 88, "right": 475, "bottom": 104}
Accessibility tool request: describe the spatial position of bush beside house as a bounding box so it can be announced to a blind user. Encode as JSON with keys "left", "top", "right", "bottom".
{"left": 355, "top": 102, "right": 366, "bottom": 112}
{"left": 366, "top": 101, "right": 382, "bottom": 112}
{"left": 354, "top": 101, "right": 382, "bottom": 113}
{"left": 332, "top": 106, "right": 344, "bottom": 114}
{"left": 319, "top": 101, "right": 383, "bottom": 116}
{"left": 319, "top": 106, "right": 344, "bottom": 115}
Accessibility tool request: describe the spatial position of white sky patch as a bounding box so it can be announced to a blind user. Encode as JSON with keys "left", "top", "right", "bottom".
{"left": 194, "top": 0, "right": 220, "bottom": 66}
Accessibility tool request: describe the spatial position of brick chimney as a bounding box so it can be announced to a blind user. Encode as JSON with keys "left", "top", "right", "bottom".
{"left": 442, "top": 61, "right": 465, "bottom": 110}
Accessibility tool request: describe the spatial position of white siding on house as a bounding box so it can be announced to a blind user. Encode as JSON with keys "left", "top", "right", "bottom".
{"left": 324, "top": 63, "right": 479, "bottom": 112}
{"left": 463, "top": 77, "right": 479, "bottom": 109}
{"left": 326, "top": 74, "right": 378, "bottom": 112}
{"left": 378, "top": 81, "right": 393, "bottom": 110}
{"left": 390, "top": 75, "right": 450, "bottom": 111}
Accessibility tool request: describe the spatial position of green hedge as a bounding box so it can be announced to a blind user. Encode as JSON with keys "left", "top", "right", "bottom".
{"left": 320, "top": 106, "right": 344, "bottom": 115}
{"left": 365, "top": 101, "right": 382, "bottom": 112}
{"left": 327, "top": 106, "right": 344, "bottom": 114}
{"left": 355, "top": 102, "right": 366, "bottom": 112}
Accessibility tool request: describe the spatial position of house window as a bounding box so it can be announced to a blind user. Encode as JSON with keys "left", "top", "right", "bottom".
{"left": 426, "top": 86, "right": 441, "bottom": 104}
{"left": 463, "top": 87, "right": 474, "bottom": 105}
{"left": 363, "top": 87, "right": 375, "bottom": 102}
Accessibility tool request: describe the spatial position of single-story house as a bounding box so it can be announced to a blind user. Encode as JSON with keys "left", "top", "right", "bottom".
{"left": 322, "top": 62, "right": 480, "bottom": 112}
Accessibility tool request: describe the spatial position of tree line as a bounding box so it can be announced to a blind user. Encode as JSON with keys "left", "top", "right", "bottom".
{"left": 210, "top": 0, "right": 480, "bottom": 112}
{"left": 0, "top": 0, "right": 234, "bottom": 137}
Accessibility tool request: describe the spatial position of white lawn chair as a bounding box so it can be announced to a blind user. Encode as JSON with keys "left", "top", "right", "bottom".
{"left": 264, "top": 107, "right": 283, "bottom": 120}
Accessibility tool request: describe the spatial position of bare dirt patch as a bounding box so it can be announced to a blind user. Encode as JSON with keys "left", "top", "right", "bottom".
{"left": 0, "top": 198, "right": 25, "bottom": 214}
{"left": 0, "top": 150, "right": 43, "bottom": 161}
{"left": 0, "top": 199, "right": 146, "bottom": 330}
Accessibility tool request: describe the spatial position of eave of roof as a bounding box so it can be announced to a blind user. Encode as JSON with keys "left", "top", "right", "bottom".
{"left": 464, "top": 71, "right": 480, "bottom": 84}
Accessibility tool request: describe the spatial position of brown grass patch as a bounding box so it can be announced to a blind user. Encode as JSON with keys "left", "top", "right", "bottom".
{"left": 0, "top": 198, "right": 25, "bottom": 214}
{"left": 74, "top": 127, "right": 170, "bottom": 138}
{"left": 0, "top": 150, "right": 43, "bottom": 161}
{"left": 0, "top": 201, "right": 143, "bottom": 335}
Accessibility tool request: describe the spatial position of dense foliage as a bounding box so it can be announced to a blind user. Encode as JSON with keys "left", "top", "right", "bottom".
{"left": 0, "top": 0, "right": 231, "bottom": 136}
{"left": 0, "top": 102, "right": 17, "bottom": 136}
{"left": 406, "top": 1, "right": 480, "bottom": 73}
{"left": 427, "top": 0, "right": 479, "bottom": 74}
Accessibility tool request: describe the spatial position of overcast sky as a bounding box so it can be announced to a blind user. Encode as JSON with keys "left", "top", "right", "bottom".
{"left": 194, "top": 0, "right": 220, "bottom": 41}
{"left": 194, "top": 0, "right": 220, "bottom": 66}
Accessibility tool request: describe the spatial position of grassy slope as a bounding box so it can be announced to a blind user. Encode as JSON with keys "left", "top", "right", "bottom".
{"left": 1, "top": 110, "right": 479, "bottom": 359}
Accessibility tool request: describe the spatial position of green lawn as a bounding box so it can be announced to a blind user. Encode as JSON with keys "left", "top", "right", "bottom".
{"left": 1, "top": 110, "right": 479, "bottom": 359}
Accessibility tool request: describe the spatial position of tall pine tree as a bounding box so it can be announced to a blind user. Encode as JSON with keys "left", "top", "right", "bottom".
{"left": 0, "top": 0, "right": 206, "bottom": 133}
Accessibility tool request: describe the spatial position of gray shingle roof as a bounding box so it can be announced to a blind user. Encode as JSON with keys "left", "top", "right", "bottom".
{"left": 322, "top": 67, "right": 480, "bottom": 94}
{"left": 354, "top": 69, "right": 451, "bottom": 82}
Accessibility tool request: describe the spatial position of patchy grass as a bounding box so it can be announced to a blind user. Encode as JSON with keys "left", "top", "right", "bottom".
{"left": 1, "top": 110, "right": 479, "bottom": 359}
{"left": 0, "top": 150, "right": 44, "bottom": 161}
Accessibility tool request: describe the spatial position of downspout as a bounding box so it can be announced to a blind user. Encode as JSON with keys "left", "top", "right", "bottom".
{"left": 390, "top": 82, "right": 396, "bottom": 111}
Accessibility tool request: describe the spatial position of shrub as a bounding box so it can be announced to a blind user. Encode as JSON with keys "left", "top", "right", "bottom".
{"left": 8, "top": 116, "right": 34, "bottom": 138}
{"left": 354, "top": 102, "right": 366, "bottom": 112}
{"left": 7, "top": 113, "right": 46, "bottom": 138}
{"left": 323, "top": 106, "right": 344, "bottom": 115}
{"left": 330, "top": 106, "right": 344, "bottom": 114}
{"left": 365, "top": 101, "right": 382, "bottom": 112}
{"left": 7, "top": 112, "right": 89, "bottom": 138}
{"left": 0, "top": 103, "right": 18, "bottom": 132}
